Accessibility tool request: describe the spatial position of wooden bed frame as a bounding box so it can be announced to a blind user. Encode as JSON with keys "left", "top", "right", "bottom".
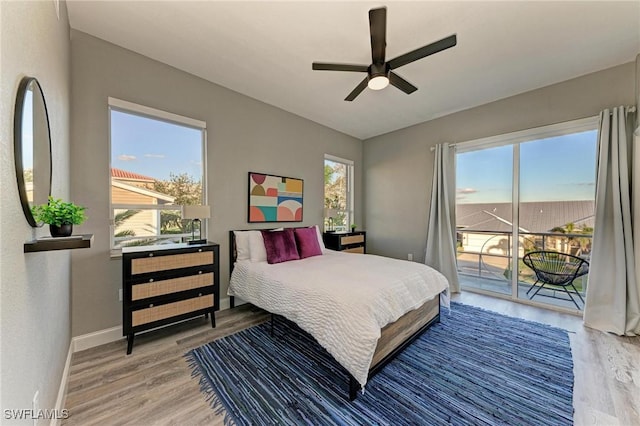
{"left": 228, "top": 229, "right": 441, "bottom": 400}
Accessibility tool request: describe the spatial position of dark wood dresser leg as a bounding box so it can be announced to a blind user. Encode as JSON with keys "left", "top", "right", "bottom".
{"left": 210, "top": 310, "right": 216, "bottom": 328}
{"left": 126, "top": 334, "right": 134, "bottom": 355}
{"left": 230, "top": 296, "right": 235, "bottom": 309}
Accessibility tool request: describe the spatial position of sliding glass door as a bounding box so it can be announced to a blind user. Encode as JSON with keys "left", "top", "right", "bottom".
{"left": 516, "top": 130, "right": 597, "bottom": 310}
{"left": 456, "top": 145, "right": 514, "bottom": 297}
{"left": 455, "top": 119, "right": 598, "bottom": 312}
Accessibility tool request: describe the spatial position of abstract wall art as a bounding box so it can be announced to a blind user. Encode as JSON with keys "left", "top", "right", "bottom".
{"left": 248, "top": 172, "right": 303, "bottom": 223}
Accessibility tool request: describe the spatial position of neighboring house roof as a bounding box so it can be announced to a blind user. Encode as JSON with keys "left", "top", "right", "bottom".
{"left": 456, "top": 201, "right": 594, "bottom": 233}
{"left": 111, "top": 168, "right": 155, "bottom": 182}
{"left": 112, "top": 180, "right": 175, "bottom": 203}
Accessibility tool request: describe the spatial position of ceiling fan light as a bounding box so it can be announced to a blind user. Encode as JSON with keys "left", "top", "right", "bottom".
{"left": 368, "top": 75, "right": 389, "bottom": 90}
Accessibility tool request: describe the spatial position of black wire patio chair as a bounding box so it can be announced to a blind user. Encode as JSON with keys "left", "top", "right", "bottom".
{"left": 522, "top": 251, "right": 588, "bottom": 309}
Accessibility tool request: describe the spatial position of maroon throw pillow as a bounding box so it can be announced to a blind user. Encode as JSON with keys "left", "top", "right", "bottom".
{"left": 261, "top": 229, "right": 300, "bottom": 264}
{"left": 294, "top": 227, "right": 323, "bottom": 259}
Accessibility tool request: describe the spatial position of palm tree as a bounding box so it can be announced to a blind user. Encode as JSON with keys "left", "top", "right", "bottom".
{"left": 550, "top": 222, "right": 592, "bottom": 256}
{"left": 575, "top": 226, "right": 593, "bottom": 257}
{"left": 550, "top": 224, "right": 569, "bottom": 253}
{"left": 114, "top": 209, "right": 140, "bottom": 237}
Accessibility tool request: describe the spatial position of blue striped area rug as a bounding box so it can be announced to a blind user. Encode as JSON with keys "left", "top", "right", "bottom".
{"left": 186, "top": 302, "right": 574, "bottom": 425}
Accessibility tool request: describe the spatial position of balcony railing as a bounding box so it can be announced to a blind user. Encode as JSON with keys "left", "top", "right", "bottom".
{"left": 456, "top": 229, "right": 592, "bottom": 309}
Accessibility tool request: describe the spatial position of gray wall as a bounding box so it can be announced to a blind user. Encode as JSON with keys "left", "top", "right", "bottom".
{"left": 363, "top": 62, "right": 636, "bottom": 262}
{"left": 0, "top": 0, "right": 71, "bottom": 421}
{"left": 70, "top": 31, "right": 362, "bottom": 337}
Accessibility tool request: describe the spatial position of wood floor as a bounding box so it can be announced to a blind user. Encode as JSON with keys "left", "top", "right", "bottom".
{"left": 62, "top": 293, "right": 640, "bottom": 425}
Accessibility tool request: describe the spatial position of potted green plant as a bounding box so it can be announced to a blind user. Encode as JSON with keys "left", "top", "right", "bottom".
{"left": 31, "top": 196, "right": 87, "bottom": 237}
{"left": 350, "top": 223, "right": 357, "bottom": 232}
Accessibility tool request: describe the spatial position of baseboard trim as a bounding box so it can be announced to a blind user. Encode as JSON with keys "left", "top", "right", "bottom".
{"left": 72, "top": 325, "right": 123, "bottom": 353}
{"left": 50, "top": 342, "right": 73, "bottom": 426}
{"left": 219, "top": 296, "right": 230, "bottom": 311}
{"left": 225, "top": 296, "right": 247, "bottom": 308}
{"left": 71, "top": 302, "right": 233, "bottom": 353}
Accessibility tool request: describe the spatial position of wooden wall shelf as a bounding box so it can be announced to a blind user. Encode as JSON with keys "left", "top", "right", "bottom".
{"left": 24, "top": 234, "right": 93, "bottom": 253}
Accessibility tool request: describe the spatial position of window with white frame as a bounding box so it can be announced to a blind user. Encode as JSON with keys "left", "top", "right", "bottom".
{"left": 109, "top": 98, "right": 206, "bottom": 250}
{"left": 324, "top": 154, "right": 354, "bottom": 232}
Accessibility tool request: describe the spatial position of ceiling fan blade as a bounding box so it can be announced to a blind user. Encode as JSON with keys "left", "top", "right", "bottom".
{"left": 389, "top": 72, "right": 418, "bottom": 94}
{"left": 388, "top": 34, "right": 457, "bottom": 70}
{"left": 369, "top": 7, "right": 387, "bottom": 64}
{"left": 345, "top": 77, "right": 369, "bottom": 101}
{"left": 312, "top": 63, "right": 369, "bottom": 72}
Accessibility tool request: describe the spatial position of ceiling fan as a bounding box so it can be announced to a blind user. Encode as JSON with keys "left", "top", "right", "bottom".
{"left": 312, "top": 7, "right": 457, "bottom": 101}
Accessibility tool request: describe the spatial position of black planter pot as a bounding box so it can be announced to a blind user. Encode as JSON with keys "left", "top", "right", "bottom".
{"left": 49, "top": 223, "right": 73, "bottom": 237}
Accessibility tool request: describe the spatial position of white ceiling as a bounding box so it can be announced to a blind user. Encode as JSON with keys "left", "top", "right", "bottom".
{"left": 67, "top": 1, "right": 640, "bottom": 140}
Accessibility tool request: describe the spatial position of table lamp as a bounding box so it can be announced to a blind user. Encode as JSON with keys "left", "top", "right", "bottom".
{"left": 182, "top": 205, "right": 210, "bottom": 245}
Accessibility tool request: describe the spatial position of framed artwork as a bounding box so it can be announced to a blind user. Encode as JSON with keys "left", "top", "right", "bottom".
{"left": 248, "top": 172, "right": 303, "bottom": 222}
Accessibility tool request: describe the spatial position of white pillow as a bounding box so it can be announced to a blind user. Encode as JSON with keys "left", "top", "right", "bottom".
{"left": 233, "top": 231, "right": 252, "bottom": 261}
{"left": 248, "top": 231, "right": 267, "bottom": 263}
{"left": 248, "top": 228, "right": 284, "bottom": 263}
{"left": 313, "top": 225, "right": 327, "bottom": 253}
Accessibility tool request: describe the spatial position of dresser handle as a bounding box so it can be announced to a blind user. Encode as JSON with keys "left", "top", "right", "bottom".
{"left": 149, "top": 278, "right": 154, "bottom": 283}
{"left": 198, "top": 248, "right": 202, "bottom": 252}
{"left": 149, "top": 303, "right": 154, "bottom": 308}
{"left": 198, "top": 293, "right": 202, "bottom": 297}
{"left": 148, "top": 253, "right": 153, "bottom": 257}
{"left": 198, "top": 270, "right": 202, "bottom": 274}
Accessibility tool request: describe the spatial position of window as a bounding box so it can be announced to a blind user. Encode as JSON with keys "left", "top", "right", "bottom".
{"left": 324, "top": 154, "right": 354, "bottom": 232}
{"left": 109, "top": 98, "right": 206, "bottom": 250}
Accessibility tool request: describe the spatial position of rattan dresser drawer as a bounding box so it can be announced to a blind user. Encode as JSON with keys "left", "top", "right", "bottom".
{"left": 132, "top": 273, "right": 214, "bottom": 300}
{"left": 131, "top": 251, "right": 214, "bottom": 275}
{"left": 132, "top": 294, "right": 213, "bottom": 327}
{"left": 341, "top": 234, "right": 365, "bottom": 245}
{"left": 343, "top": 246, "right": 365, "bottom": 254}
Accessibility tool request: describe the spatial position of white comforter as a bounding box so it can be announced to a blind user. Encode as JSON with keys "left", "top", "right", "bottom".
{"left": 228, "top": 250, "right": 449, "bottom": 387}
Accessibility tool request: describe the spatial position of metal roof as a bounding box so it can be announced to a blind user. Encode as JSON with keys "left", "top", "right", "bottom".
{"left": 456, "top": 201, "right": 594, "bottom": 233}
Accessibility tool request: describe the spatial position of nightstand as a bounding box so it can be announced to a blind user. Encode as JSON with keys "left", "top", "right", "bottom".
{"left": 323, "top": 231, "right": 366, "bottom": 253}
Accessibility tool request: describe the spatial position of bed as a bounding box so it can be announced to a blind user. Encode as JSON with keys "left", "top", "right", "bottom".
{"left": 228, "top": 227, "right": 449, "bottom": 400}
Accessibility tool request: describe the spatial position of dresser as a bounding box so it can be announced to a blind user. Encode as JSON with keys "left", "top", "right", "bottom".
{"left": 323, "top": 231, "right": 366, "bottom": 253}
{"left": 122, "top": 242, "right": 219, "bottom": 354}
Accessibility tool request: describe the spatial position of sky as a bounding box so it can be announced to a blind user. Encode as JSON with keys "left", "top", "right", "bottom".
{"left": 456, "top": 130, "right": 598, "bottom": 204}
{"left": 110, "top": 107, "right": 597, "bottom": 202}
{"left": 110, "top": 110, "right": 203, "bottom": 181}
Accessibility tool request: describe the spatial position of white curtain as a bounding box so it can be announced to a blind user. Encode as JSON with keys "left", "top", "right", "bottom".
{"left": 584, "top": 106, "right": 640, "bottom": 336}
{"left": 425, "top": 143, "right": 460, "bottom": 294}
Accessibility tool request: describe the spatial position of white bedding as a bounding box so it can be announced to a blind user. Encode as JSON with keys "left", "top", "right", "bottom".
{"left": 228, "top": 250, "right": 449, "bottom": 386}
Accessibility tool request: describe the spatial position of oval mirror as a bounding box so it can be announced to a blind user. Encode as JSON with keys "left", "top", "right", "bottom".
{"left": 14, "top": 77, "right": 52, "bottom": 227}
